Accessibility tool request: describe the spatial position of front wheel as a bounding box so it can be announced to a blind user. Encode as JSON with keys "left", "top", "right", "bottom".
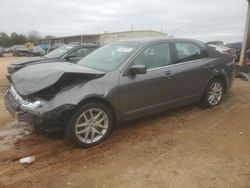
{"left": 201, "top": 79, "right": 224, "bottom": 108}
{"left": 66, "top": 103, "right": 114, "bottom": 148}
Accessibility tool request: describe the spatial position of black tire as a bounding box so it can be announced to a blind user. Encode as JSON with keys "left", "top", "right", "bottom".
{"left": 66, "top": 102, "right": 114, "bottom": 148}
{"left": 201, "top": 78, "right": 224, "bottom": 108}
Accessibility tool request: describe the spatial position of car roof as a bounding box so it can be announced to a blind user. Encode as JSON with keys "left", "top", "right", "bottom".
{"left": 70, "top": 43, "right": 100, "bottom": 48}
{"left": 118, "top": 37, "right": 206, "bottom": 47}
{"left": 120, "top": 37, "right": 200, "bottom": 43}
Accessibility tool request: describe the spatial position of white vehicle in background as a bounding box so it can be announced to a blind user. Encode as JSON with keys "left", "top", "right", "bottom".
{"left": 207, "top": 44, "right": 236, "bottom": 56}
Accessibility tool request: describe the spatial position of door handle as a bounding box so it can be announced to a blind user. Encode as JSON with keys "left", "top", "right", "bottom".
{"left": 163, "top": 71, "right": 173, "bottom": 79}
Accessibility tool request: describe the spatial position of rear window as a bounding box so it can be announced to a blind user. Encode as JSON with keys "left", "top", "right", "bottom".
{"left": 175, "top": 42, "right": 208, "bottom": 63}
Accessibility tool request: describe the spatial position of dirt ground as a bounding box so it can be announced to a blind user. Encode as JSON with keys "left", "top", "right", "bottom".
{"left": 0, "top": 56, "right": 250, "bottom": 188}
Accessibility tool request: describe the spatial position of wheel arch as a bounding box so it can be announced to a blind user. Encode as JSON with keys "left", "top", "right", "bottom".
{"left": 209, "top": 72, "right": 228, "bottom": 94}
{"left": 65, "top": 96, "right": 116, "bottom": 148}
{"left": 200, "top": 72, "right": 228, "bottom": 108}
{"left": 74, "top": 97, "right": 117, "bottom": 124}
{"left": 202, "top": 70, "right": 229, "bottom": 96}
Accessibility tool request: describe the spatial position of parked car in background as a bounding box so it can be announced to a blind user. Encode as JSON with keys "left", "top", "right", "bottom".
{"left": 28, "top": 46, "right": 46, "bottom": 57}
{"left": 11, "top": 45, "right": 30, "bottom": 56}
{"left": 0, "top": 46, "right": 4, "bottom": 57}
{"left": 37, "top": 44, "right": 49, "bottom": 52}
{"left": 206, "top": 41, "right": 237, "bottom": 57}
{"left": 6, "top": 43, "right": 99, "bottom": 80}
{"left": 206, "top": 41, "right": 224, "bottom": 46}
{"left": 8, "top": 46, "right": 17, "bottom": 53}
{"left": 207, "top": 44, "right": 236, "bottom": 56}
{"left": 4, "top": 38, "right": 235, "bottom": 148}
{"left": 47, "top": 43, "right": 65, "bottom": 53}
{"left": 225, "top": 42, "right": 242, "bottom": 62}
{"left": 4, "top": 48, "right": 10, "bottom": 53}
{"left": 68, "top": 42, "right": 81, "bottom": 45}
{"left": 225, "top": 42, "right": 242, "bottom": 52}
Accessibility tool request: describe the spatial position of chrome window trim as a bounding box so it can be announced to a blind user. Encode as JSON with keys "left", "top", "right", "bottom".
{"left": 122, "top": 40, "right": 209, "bottom": 75}
{"left": 121, "top": 41, "right": 172, "bottom": 76}
{"left": 147, "top": 57, "right": 209, "bottom": 72}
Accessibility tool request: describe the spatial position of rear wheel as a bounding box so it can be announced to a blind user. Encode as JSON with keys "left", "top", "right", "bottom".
{"left": 66, "top": 103, "right": 113, "bottom": 148}
{"left": 201, "top": 79, "right": 224, "bottom": 108}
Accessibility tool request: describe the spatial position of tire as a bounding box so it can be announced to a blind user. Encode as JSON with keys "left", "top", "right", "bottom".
{"left": 66, "top": 102, "right": 114, "bottom": 148}
{"left": 201, "top": 78, "right": 224, "bottom": 108}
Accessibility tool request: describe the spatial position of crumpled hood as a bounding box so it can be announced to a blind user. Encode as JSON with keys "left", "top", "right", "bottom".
{"left": 11, "top": 57, "right": 53, "bottom": 66}
{"left": 12, "top": 62, "right": 105, "bottom": 96}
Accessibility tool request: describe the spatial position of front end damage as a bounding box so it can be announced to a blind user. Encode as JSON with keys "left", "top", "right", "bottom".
{"left": 4, "top": 86, "right": 74, "bottom": 132}
{"left": 4, "top": 62, "right": 105, "bottom": 133}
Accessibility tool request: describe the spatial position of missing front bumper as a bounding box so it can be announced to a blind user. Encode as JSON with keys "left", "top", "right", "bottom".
{"left": 5, "top": 87, "right": 73, "bottom": 130}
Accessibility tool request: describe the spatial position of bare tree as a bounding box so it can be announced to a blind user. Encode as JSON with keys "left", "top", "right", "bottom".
{"left": 44, "top": 35, "right": 55, "bottom": 39}
{"left": 0, "top": 32, "right": 10, "bottom": 47}
{"left": 27, "top": 30, "right": 42, "bottom": 42}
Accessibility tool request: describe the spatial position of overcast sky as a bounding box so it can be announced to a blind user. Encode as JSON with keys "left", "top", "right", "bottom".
{"left": 0, "top": 0, "right": 248, "bottom": 43}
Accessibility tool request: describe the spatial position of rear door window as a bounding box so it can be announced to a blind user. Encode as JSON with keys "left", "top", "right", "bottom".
{"left": 175, "top": 42, "right": 208, "bottom": 63}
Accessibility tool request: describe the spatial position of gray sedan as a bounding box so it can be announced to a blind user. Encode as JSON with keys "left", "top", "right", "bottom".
{"left": 5, "top": 38, "right": 235, "bottom": 147}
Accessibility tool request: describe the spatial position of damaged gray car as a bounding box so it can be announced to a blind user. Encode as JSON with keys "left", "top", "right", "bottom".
{"left": 4, "top": 38, "right": 235, "bottom": 147}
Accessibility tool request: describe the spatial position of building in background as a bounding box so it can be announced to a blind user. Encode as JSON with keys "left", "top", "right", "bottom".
{"left": 239, "top": 0, "right": 250, "bottom": 65}
{"left": 38, "top": 30, "right": 167, "bottom": 45}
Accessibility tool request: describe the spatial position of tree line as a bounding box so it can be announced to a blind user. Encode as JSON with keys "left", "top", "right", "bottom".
{"left": 0, "top": 31, "right": 55, "bottom": 47}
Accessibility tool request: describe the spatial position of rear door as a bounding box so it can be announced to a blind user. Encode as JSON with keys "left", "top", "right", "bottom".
{"left": 173, "top": 42, "right": 214, "bottom": 101}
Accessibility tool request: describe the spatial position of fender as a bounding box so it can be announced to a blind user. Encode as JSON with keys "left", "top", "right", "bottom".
{"left": 202, "top": 67, "right": 229, "bottom": 95}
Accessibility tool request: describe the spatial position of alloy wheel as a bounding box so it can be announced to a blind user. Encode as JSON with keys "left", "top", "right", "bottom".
{"left": 208, "top": 82, "right": 223, "bottom": 106}
{"left": 75, "top": 108, "right": 109, "bottom": 144}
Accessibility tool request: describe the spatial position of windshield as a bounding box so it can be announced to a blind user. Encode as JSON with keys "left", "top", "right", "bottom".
{"left": 78, "top": 42, "right": 140, "bottom": 72}
{"left": 44, "top": 45, "right": 73, "bottom": 58}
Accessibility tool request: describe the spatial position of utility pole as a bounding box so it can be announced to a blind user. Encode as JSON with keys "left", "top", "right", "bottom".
{"left": 239, "top": 0, "right": 250, "bottom": 65}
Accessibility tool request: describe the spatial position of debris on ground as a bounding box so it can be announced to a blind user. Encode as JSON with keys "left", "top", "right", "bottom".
{"left": 19, "top": 156, "right": 36, "bottom": 164}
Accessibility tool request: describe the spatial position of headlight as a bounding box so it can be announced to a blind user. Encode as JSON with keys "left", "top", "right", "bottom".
{"left": 9, "top": 86, "right": 44, "bottom": 110}
{"left": 22, "top": 100, "right": 44, "bottom": 109}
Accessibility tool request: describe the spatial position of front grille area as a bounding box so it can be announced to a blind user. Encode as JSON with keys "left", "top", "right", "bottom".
{"left": 4, "top": 90, "right": 20, "bottom": 116}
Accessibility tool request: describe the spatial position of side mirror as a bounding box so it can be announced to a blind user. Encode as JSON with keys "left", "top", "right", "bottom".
{"left": 128, "top": 65, "right": 147, "bottom": 75}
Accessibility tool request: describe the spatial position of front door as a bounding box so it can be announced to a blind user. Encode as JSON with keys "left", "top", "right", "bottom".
{"left": 119, "top": 42, "right": 177, "bottom": 120}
